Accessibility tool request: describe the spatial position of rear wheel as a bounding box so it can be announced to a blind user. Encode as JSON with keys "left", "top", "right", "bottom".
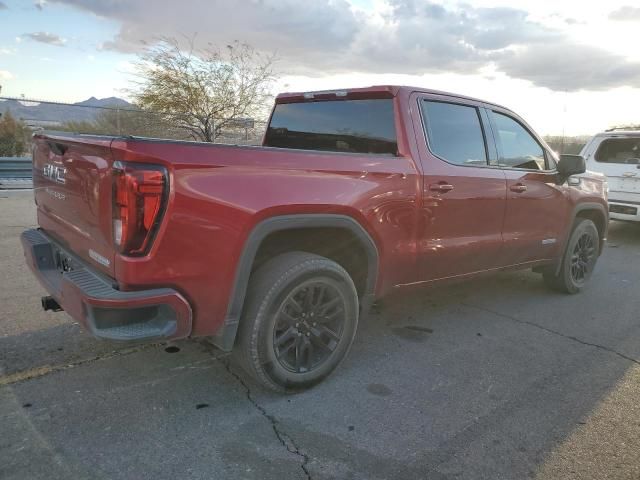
{"left": 543, "top": 218, "right": 599, "bottom": 294}
{"left": 235, "top": 251, "right": 359, "bottom": 392}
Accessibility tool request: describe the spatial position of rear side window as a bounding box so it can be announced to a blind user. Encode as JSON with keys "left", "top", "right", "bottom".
{"left": 491, "top": 111, "right": 546, "bottom": 170}
{"left": 595, "top": 138, "right": 640, "bottom": 164}
{"left": 264, "top": 99, "right": 397, "bottom": 155}
{"left": 420, "top": 100, "right": 487, "bottom": 166}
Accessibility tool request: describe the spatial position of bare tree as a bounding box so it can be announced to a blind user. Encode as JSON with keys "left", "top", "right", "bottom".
{"left": 130, "top": 38, "right": 276, "bottom": 142}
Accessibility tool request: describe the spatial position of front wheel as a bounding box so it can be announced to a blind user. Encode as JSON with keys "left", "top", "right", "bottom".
{"left": 543, "top": 218, "right": 599, "bottom": 294}
{"left": 235, "top": 251, "right": 359, "bottom": 392}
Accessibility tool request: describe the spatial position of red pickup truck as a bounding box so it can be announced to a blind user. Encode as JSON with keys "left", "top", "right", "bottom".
{"left": 22, "top": 85, "right": 608, "bottom": 391}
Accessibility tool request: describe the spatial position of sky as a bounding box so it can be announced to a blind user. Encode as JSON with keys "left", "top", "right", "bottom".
{"left": 0, "top": 0, "right": 639, "bottom": 135}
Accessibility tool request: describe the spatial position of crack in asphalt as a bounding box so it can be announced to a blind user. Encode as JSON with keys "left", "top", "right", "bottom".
{"left": 0, "top": 344, "right": 159, "bottom": 386}
{"left": 463, "top": 303, "right": 640, "bottom": 366}
{"left": 220, "top": 358, "right": 312, "bottom": 480}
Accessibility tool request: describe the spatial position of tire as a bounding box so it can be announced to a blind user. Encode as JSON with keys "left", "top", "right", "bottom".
{"left": 234, "top": 251, "right": 359, "bottom": 392}
{"left": 543, "top": 218, "right": 599, "bottom": 294}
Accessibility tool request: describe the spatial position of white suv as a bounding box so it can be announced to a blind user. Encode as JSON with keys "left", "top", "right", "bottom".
{"left": 582, "top": 129, "right": 640, "bottom": 222}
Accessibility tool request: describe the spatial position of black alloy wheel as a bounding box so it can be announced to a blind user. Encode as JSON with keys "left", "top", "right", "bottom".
{"left": 543, "top": 218, "right": 599, "bottom": 294}
{"left": 272, "top": 280, "right": 347, "bottom": 374}
{"left": 570, "top": 232, "right": 596, "bottom": 284}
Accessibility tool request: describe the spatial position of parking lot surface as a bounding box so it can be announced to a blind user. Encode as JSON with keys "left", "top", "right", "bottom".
{"left": 2, "top": 191, "right": 640, "bottom": 480}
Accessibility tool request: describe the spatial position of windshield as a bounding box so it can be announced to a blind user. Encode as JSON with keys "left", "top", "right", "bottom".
{"left": 595, "top": 137, "right": 640, "bottom": 164}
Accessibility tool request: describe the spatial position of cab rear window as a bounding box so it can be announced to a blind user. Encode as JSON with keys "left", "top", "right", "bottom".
{"left": 264, "top": 99, "right": 397, "bottom": 155}
{"left": 595, "top": 138, "right": 640, "bottom": 164}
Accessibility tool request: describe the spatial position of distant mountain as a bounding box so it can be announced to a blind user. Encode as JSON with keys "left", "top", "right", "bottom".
{"left": 0, "top": 96, "right": 135, "bottom": 126}
{"left": 74, "top": 96, "right": 132, "bottom": 108}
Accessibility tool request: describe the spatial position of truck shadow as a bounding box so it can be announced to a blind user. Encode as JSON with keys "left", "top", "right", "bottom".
{"left": 607, "top": 219, "right": 640, "bottom": 247}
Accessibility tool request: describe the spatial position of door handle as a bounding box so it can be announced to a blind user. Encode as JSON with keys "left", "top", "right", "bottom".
{"left": 429, "top": 182, "right": 454, "bottom": 193}
{"left": 510, "top": 183, "right": 527, "bottom": 193}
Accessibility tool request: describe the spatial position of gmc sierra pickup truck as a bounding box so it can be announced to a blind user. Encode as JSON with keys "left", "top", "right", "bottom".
{"left": 22, "top": 85, "right": 608, "bottom": 392}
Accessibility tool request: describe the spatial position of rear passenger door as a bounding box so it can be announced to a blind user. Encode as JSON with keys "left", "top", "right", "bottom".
{"left": 486, "top": 108, "right": 568, "bottom": 265}
{"left": 411, "top": 94, "right": 507, "bottom": 281}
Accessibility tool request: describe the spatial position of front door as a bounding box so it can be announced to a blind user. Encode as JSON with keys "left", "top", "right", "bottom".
{"left": 411, "top": 95, "right": 507, "bottom": 282}
{"left": 487, "top": 108, "right": 569, "bottom": 265}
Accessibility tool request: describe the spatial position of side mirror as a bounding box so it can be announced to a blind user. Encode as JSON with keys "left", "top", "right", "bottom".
{"left": 557, "top": 154, "right": 586, "bottom": 184}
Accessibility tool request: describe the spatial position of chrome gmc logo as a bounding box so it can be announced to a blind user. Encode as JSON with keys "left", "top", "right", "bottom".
{"left": 43, "top": 164, "right": 66, "bottom": 184}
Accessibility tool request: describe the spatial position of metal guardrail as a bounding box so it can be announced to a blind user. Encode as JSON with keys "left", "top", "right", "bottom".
{"left": 0, "top": 157, "right": 33, "bottom": 190}
{"left": 0, "top": 157, "right": 32, "bottom": 178}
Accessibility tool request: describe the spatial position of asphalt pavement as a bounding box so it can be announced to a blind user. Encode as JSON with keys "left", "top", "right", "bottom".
{"left": 2, "top": 190, "right": 640, "bottom": 480}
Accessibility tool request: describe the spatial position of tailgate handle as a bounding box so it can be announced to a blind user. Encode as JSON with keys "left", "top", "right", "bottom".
{"left": 47, "top": 142, "right": 68, "bottom": 156}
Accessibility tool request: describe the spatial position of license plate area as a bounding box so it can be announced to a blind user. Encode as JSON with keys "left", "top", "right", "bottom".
{"left": 619, "top": 177, "right": 640, "bottom": 193}
{"left": 52, "top": 245, "right": 79, "bottom": 274}
{"left": 606, "top": 175, "right": 640, "bottom": 194}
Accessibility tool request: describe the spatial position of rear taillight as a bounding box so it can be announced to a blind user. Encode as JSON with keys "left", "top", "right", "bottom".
{"left": 112, "top": 161, "right": 168, "bottom": 256}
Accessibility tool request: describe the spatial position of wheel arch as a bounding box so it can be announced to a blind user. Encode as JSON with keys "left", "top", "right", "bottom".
{"left": 210, "top": 214, "right": 380, "bottom": 351}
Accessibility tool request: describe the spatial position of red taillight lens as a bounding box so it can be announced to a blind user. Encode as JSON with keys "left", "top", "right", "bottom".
{"left": 112, "top": 161, "right": 168, "bottom": 256}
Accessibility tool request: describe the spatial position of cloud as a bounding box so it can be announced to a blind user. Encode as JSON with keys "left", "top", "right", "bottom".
{"left": 48, "top": 0, "right": 640, "bottom": 92}
{"left": 342, "top": 1, "right": 562, "bottom": 76}
{"left": 496, "top": 43, "right": 640, "bottom": 91}
{"left": 22, "top": 32, "right": 66, "bottom": 46}
{"left": 53, "top": 0, "right": 358, "bottom": 58}
{"left": 0, "top": 1, "right": 7, "bottom": 9}
{"left": 609, "top": 6, "right": 640, "bottom": 21}
{"left": 0, "top": 70, "right": 14, "bottom": 80}
{"left": 35, "top": 0, "right": 46, "bottom": 10}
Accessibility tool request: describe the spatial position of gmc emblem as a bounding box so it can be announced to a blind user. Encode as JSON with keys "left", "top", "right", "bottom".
{"left": 43, "top": 164, "right": 66, "bottom": 184}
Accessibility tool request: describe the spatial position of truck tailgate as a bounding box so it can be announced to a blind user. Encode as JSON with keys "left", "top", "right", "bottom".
{"left": 32, "top": 133, "right": 116, "bottom": 277}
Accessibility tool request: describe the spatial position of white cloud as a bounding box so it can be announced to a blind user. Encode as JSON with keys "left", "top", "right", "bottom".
{"left": 49, "top": 0, "right": 640, "bottom": 92}
{"left": 23, "top": 31, "right": 66, "bottom": 46}
{"left": 0, "top": 70, "right": 14, "bottom": 80}
{"left": 609, "top": 5, "right": 640, "bottom": 21}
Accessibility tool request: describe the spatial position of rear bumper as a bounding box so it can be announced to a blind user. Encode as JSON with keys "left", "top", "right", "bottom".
{"left": 21, "top": 229, "right": 192, "bottom": 342}
{"left": 609, "top": 200, "right": 640, "bottom": 222}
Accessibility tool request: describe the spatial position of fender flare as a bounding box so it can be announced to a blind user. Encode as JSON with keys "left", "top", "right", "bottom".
{"left": 554, "top": 202, "right": 608, "bottom": 275}
{"left": 210, "top": 214, "right": 379, "bottom": 351}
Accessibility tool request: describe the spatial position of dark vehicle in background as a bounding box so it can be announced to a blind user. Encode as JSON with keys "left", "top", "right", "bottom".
{"left": 22, "top": 86, "right": 607, "bottom": 391}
